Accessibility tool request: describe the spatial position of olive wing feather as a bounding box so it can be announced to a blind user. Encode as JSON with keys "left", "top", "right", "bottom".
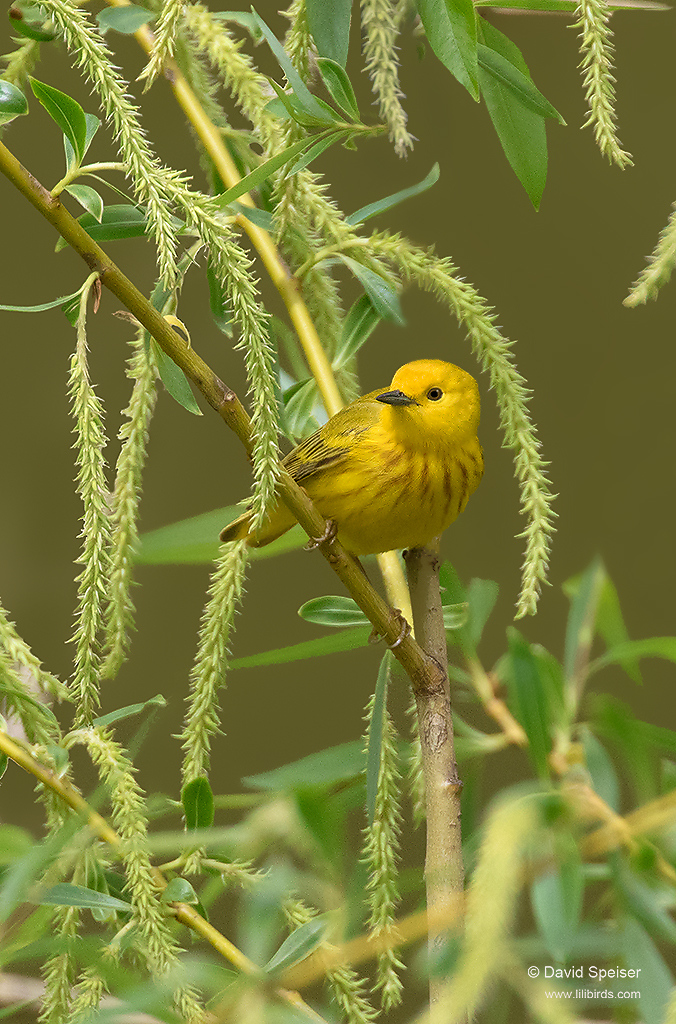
{"left": 283, "top": 396, "right": 380, "bottom": 483}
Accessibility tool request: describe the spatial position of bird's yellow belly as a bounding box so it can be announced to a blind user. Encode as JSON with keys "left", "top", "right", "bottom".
{"left": 305, "top": 439, "right": 482, "bottom": 555}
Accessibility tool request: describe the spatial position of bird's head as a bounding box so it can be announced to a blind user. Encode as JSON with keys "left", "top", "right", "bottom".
{"left": 376, "top": 359, "right": 480, "bottom": 446}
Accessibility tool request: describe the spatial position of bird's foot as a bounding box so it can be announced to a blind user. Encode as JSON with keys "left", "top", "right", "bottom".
{"left": 304, "top": 518, "right": 337, "bottom": 550}
{"left": 369, "top": 609, "right": 411, "bottom": 649}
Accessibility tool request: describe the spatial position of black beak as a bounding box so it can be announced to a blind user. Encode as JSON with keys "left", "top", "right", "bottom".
{"left": 376, "top": 389, "right": 418, "bottom": 406}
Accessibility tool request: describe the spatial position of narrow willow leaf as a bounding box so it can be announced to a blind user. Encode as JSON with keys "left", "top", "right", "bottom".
{"left": 242, "top": 740, "right": 365, "bottom": 791}
{"left": 0, "top": 286, "right": 83, "bottom": 313}
{"left": 161, "top": 877, "right": 199, "bottom": 904}
{"left": 563, "top": 556, "right": 606, "bottom": 682}
{"left": 55, "top": 205, "right": 151, "bottom": 251}
{"left": 36, "top": 884, "right": 131, "bottom": 912}
{"left": 307, "top": 0, "right": 352, "bottom": 66}
{"left": 30, "top": 78, "right": 87, "bottom": 165}
{"left": 0, "top": 81, "right": 28, "bottom": 125}
{"left": 137, "top": 509, "right": 304, "bottom": 564}
{"left": 265, "top": 917, "right": 327, "bottom": 973}
{"left": 531, "top": 851, "right": 584, "bottom": 961}
{"left": 465, "top": 578, "right": 499, "bottom": 650}
{"left": 65, "top": 184, "right": 104, "bottom": 222}
{"left": 506, "top": 628, "right": 551, "bottom": 778}
{"left": 316, "top": 57, "right": 359, "bottom": 119}
{"left": 334, "top": 294, "right": 381, "bottom": 368}
{"left": 366, "top": 653, "right": 391, "bottom": 825}
{"left": 182, "top": 777, "right": 215, "bottom": 830}
{"left": 299, "top": 596, "right": 369, "bottom": 628}
{"left": 346, "top": 164, "right": 440, "bottom": 226}
{"left": 588, "top": 637, "right": 676, "bottom": 676}
{"left": 211, "top": 11, "right": 263, "bottom": 38}
{"left": 206, "top": 261, "right": 233, "bottom": 336}
{"left": 287, "top": 129, "right": 347, "bottom": 174}
{"left": 252, "top": 10, "right": 340, "bottom": 124}
{"left": 477, "top": 20, "right": 548, "bottom": 210}
{"left": 612, "top": 856, "right": 676, "bottom": 944}
{"left": 152, "top": 341, "right": 203, "bottom": 416}
{"left": 212, "top": 132, "right": 334, "bottom": 210}
{"left": 0, "top": 755, "right": 7, "bottom": 781}
{"left": 93, "top": 694, "right": 166, "bottom": 728}
{"left": 596, "top": 574, "right": 641, "bottom": 682}
{"left": 96, "top": 5, "right": 154, "bottom": 34}
{"left": 338, "top": 255, "right": 405, "bottom": 324}
{"left": 478, "top": 45, "right": 565, "bottom": 123}
{"left": 228, "top": 201, "right": 274, "bottom": 232}
{"left": 418, "top": 0, "right": 479, "bottom": 100}
{"left": 580, "top": 726, "right": 620, "bottom": 810}
{"left": 283, "top": 378, "right": 319, "bottom": 439}
{"left": 230, "top": 626, "right": 372, "bottom": 669}
{"left": 618, "top": 918, "right": 672, "bottom": 1024}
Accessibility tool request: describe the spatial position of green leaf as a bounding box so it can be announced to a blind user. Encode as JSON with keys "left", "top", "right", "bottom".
{"left": 182, "top": 777, "right": 215, "bottom": 830}
{"left": 287, "top": 129, "right": 347, "bottom": 174}
{"left": 230, "top": 626, "right": 372, "bottom": 669}
{"left": 213, "top": 131, "right": 335, "bottom": 210}
{"left": 563, "top": 556, "right": 606, "bottom": 685}
{"left": 464, "top": 577, "right": 499, "bottom": 650}
{"left": 618, "top": 917, "right": 672, "bottom": 1024}
{"left": 152, "top": 340, "right": 203, "bottom": 416}
{"left": 346, "top": 163, "right": 440, "bottom": 226}
{"left": 590, "top": 695, "right": 656, "bottom": 803}
{"left": 252, "top": 10, "right": 340, "bottom": 124}
{"left": 612, "top": 855, "right": 676, "bottom": 945}
{"left": 478, "top": 44, "right": 564, "bottom": 123}
{"left": 477, "top": 20, "right": 548, "bottom": 210}
{"left": 265, "top": 916, "right": 328, "bottom": 974}
{"left": 307, "top": 0, "right": 352, "bottom": 66}
{"left": 64, "top": 113, "right": 101, "bottom": 172}
{"left": 96, "top": 5, "right": 153, "bottom": 34}
{"left": 137, "top": 508, "right": 305, "bottom": 564}
{"left": 580, "top": 726, "right": 620, "bottom": 810}
{"left": 299, "top": 596, "right": 369, "bottom": 628}
{"left": 161, "top": 877, "right": 199, "bottom": 904}
{"left": 65, "top": 183, "right": 104, "bottom": 221}
{"left": 0, "top": 754, "right": 7, "bottom": 781}
{"left": 93, "top": 694, "right": 166, "bottom": 728}
{"left": 596, "top": 575, "right": 642, "bottom": 683}
{"left": 206, "top": 260, "right": 233, "bottom": 336}
{"left": 316, "top": 57, "right": 359, "bottom": 118}
{"left": 8, "top": 2, "right": 56, "bottom": 41}
{"left": 36, "top": 884, "right": 131, "bottom": 912}
{"left": 0, "top": 286, "right": 83, "bottom": 313}
{"left": 588, "top": 637, "right": 676, "bottom": 676}
{"left": 334, "top": 294, "right": 381, "bottom": 369}
{"left": 418, "top": 0, "right": 479, "bottom": 100}
{"left": 505, "top": 628, "right": 551, "bottom": 779}
{"left": 228, "top": 201, "right": 275, "bottom": 232}
{"left": 282, "top": 378, "right": 319, "bottom": 440}
{"left": 366, "top": 653, "right": 391, "bottom": 825}
{"left": 30, "top": 78, "right": 87, "bottom": 166}
{"left": 531, "top": 849, "right": 584, "bottom": 962}
{"left": 0, "top": 81, "right": 28, "bottom": 125}
{"left": 55, "top": 205, "right": 151, "bottom": 251}
{"left": 211, "top": 11, "right": 263, "bottom": 39}
{"left": 0, "top": 827, "right": 33, "bottom": 867}
{"left": 242, "top": 740, "right": 366, "bottom": 791}
{"left": 337, "top": 255, "right": 405, "bottom": 325}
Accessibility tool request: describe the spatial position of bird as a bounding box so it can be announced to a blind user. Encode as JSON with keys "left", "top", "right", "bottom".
{"left": 220, "top": 359, "right": 483, "bottom": 555}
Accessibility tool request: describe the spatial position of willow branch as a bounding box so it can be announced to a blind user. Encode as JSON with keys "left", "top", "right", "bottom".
{"left": 0, "top": 138, "right": 435, "bottom": 691}
{"left": 0, "top": 729, "right": 327, "bottom": 1023}
{"left": 404, "top": 541, "right": 465, "bottom": 1014}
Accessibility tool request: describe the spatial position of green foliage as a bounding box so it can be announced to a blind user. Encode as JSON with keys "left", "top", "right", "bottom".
{"left": 0, "top": 0, "right": 670, "bottom": 1019}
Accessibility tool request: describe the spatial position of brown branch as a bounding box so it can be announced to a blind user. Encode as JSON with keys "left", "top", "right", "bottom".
{"left": 404, "top": 541, "right": 466, "bottom": 1014}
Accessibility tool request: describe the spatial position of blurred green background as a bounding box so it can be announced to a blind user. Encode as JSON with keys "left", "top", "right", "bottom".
{"left": 1, "top": 1, "right": 674, "bottom": 820}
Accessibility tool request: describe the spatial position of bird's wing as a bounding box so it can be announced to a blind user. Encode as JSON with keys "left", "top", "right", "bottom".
{"left": 283, "top": 397, "right": 381, "bottom": 483}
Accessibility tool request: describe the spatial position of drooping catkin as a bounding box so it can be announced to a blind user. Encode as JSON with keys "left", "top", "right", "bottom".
{"left": 180, "top": 541, "right": 248, "bottom": 786}
{"left": 361, "top": 0, "right": 413, "bottom": 158}
{"left": 102, "top": 331, "right": 158, "bottom": 679}
{"left": 68, "top": 280, "right": 112, "bottom": 725}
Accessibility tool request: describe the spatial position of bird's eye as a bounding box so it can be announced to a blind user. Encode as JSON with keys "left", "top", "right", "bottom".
{"left": 427, "top": 387, "right": 443, "bottom": 401}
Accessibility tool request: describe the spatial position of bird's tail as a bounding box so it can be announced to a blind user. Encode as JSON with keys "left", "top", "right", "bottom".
{"left": 220, "top": 510, "right": 253, "bottom": 544}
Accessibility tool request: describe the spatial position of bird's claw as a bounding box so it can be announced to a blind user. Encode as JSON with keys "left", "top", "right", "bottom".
{"left": 368, "top": 609, "right": 411, "bottom": 649}
{"left": 304, "top": 518, "right": 337, "bottom": 550}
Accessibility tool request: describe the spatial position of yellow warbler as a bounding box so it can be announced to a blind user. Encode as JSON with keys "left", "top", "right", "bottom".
{"left": 221, "top": 359, "right": 483, "bottom": 555}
